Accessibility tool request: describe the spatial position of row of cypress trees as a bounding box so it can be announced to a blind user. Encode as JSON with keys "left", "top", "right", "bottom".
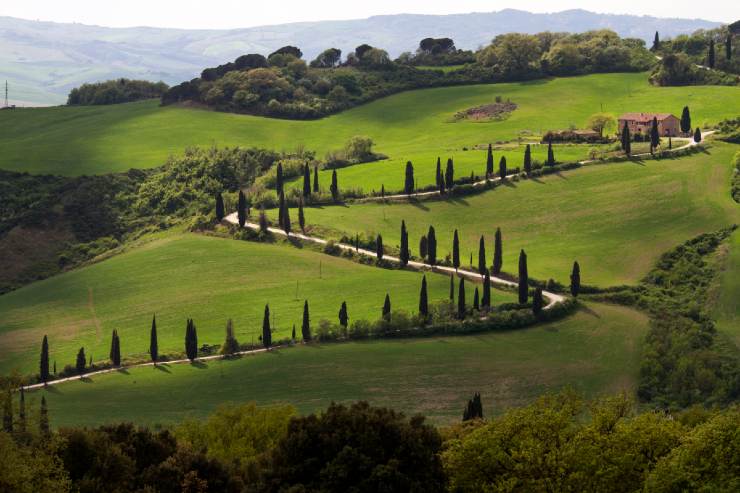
{"left": 2, "top": 387, "right": 49, "bottom": 436}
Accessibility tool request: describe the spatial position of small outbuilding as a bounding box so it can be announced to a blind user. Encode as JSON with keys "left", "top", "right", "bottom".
{"left": 618, "top": 113, "right": 680, "bottom": 137}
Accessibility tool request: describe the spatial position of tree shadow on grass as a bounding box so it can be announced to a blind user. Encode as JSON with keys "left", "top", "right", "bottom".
{"left": 409, "top": 200, "right": 430, "bottom": 211}
{"left": 448, "top": 196, "right": 470, "bottom": 206}
{"left": 43, "top": 385, "right": 62, "bottom": 394}
{"left": 501, "top": 179, "right": 517, "bottom": 188}
{"left": 578, "top": 304, "right": 601, "bottom": 319}
{"left": 529, "top": 176, "right": 546, "bottom": 184}
{"left": 154, "top": 364, "right": 171, "bottom": 373}
{"left": 191, "top": 361, "right": 208, "bottom": 370}
{"left": 116, "top": 368, "right": 130, "bottom": 375}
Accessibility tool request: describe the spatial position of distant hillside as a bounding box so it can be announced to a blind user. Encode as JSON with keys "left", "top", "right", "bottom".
{"left": 0, "top": 9, "right": 721, "bottom": 105}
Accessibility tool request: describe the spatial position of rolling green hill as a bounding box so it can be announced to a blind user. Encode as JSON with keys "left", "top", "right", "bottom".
{"left": 1, "top": 72, "right": 738, "bottom": 176}
{"left": 283, "top": 143, "right": 740, "bottom": 287}
{"left": 0, "top": 232, "right": 516, "bottom": 375}
{"left": 714, "top": 230, "right": 740, "bottom": 347}
{"left": 28, "top": 302, "right": 647, "bottom": 427}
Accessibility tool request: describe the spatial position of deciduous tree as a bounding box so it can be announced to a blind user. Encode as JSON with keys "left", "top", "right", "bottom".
{"left": 518, "top": 249, "right": 529, "bottom": 304}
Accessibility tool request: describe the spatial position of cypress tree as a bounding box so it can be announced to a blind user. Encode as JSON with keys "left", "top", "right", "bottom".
{"left": 18, "top": 388, "right": 25, "bottom": 433}
{"left": 399, "top": 221, "right": 409, "bottom": 266}
{"left": 381, "top": 184, "right": 385, "bottom": 199}
{"left": 185, "top": 319, "right": 198, "bottom": 361}
{"left": 339, "top": 301, "right": 349, "bottom": 328}
{"left": 518, "top": 249, "right": 529, "bottom": 304}
{"left": 435, "top": 157, "right": 442, "bottom": 188}
{"left": 298, "top": 200, "right": 306, "bottom": 233}
{"left": 276, "top": 162, "right": 284, "bottom": 195}
{"left": 259, "top": 208, "right": 269, "bottom": 233}
{"left": 470, "top": 170, "right": 474, "bottom": 183}
{"left": 726, "top": 34, "right": 732, "bottom": 61}
{"left": 215, "top": 192, "right": 225, "bottom": 221}
{"left": 313, "top": 166, "right": 319, "bottom": 193}
{"left": 708, "top": 39, "right": 715, "bottom": 68}
{"left": 291, "top": 324, "right": 296, "bottom": 342}
{"left": 482, "top": 270, "right": 491, "bottom": 309}
{"left": 439, "top": 173, "right": 446, "bottom": 194}
{"left": 452, "top": 230, "right": 460, "bottom": 271}
{"left": 302, "top": 301, "right": 311, "bottom": 341}
{"left": 547, "top": 139, "right": 555, "bottom": 167}
{"left": 532, "top": 287, "right": 544, "bottom": 315}
{"left": 282, "top": 200, "right": 292, "bottom": 235}
{"left": 473, "top": 287, "right": 480, "bottom": 311}
{"left": 237, "top": 190, "right": 247, "bottom": 228}
{"left": 404, "top": 161, "right": 415, "bottom": 195}
{"left": 223, "top": 319, "right": 240, "bottom": 355}
{"left": 650, "top": 117, "right": 660, "bottom": 152}
{"left": 376, "top": 233, "right": 384, "bottom": 260}
{"left": 570, "top": 261, "right": 581, "bottom": 297}
{"left": 478, "top": 236, "right": 487, "bottom": 275}
{"left": 652, "top": 31, "right": 660, "bottom": 51}
{"left": 419, "top": 235, "right": 428, "bottom": 260}
{"left": 40, "top": 396, "right": 50, "bottom": 435}
{"left": 110, "top": 329, "right": 121, "bottom": 367}
{"left": 427, "top": 226, "right": 437, "bottom": 266}
{"left": 303, "top": 164, "right": 311, "bottom": 197}
{"left": 694, "top": 127, "right": 702, "bottom": 143}
{"left": 523, "top": 144, "right": 532, "bottom": 175}
{"left": 330, "top": 170, "right": 339, "bottom": 202}
{"left": 40, "top": 335, "right": 50, "bottom": 384}
{"left": 669, "top": 136, "right": 672, "bottom": 150}
{"left": 76, "top": 347, "right": 86, "bottom": 374}
{"left": 445, "top": 158, "right": 454, "bottom": 189}
{"left": 621, "top": 122, "right": 631, "bottom": 155}
{"left": 278, "top": 190, "right": 285, "bottom": 227}
{"left": 449, "top": 274, "right": 455, "bottom": 301}
{"left": 262, "top": 305, "right": 272, "bottom": 348}
{"left": 2, "top": 390, "right": 12, "bottom": 432}
{"left": 382, "top": 294, "right": 391, "bottom": 322}
{"left": 457, "top": 278, "right": 466, "bottom": 319}
{"left": 499, "top": 156, "right": 507, "bottom": 180}
{"left": 486, "top": 144, "right": 494, "bottom": 177}
{"left": 680, "top": 106, "right": 691, "bottom": 134}
{"left": 419, "top": 275, "right": 429, "bottom": 318}
{"left": 493, "top": 227, "right": 503, "bottom": 275}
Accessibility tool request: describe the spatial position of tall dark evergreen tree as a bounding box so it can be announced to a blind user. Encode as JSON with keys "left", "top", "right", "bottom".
{"left": 435, "top": 157, "right": 443, "bottom": 189}
{"left": 185, "top": 318, "right": 198, "bottom": 361}
{"left": 222, "top": 319, "right": 240, "bottom": 355}
{"left": 382, "top": 294, "right": 391, "bottom": 322}
{"left": 339, "top": 301, "right": 349, "bottom": 329}
{"left": 457, "top": 278, "right": 466, "bottom": 319}
{"left": 399, "top": 221, "right": 409, "bottom": 266}
{"left": 110, "top": 329, "right": 121, "bottom": 367}
{"left": 381, "top": 184, "right": 385, "bottom": 199}
{"left": 570, "top": 261, "right": 581, "bottom": 297}
{"left": 404, "top": 161, "right": 415, "bottom": 195}
{"left": 547, "top": 139, "right": 555, "bottom": 167}
{"left": 427, "top": 226, "right": 437, "bottom": 266}
{"left": 652, "top": 31, "right": 660, "bottom": 51}
{"left": 40, "top": 335, "right": 49, "bottom": 384}
{"left": 2, "top": 390, "right": 12, "bottom": 432}
{"left": 478, "top": 236, "right": 487, "bottom": 275}
{"left": 419, "top": 235, "right": 428, "bottom": 260}
{"left": 694, "top": 127, "right": 702, "bottom": 143}
{"left": 40, "top": 396, "right": 50, "bottom": 435}
{"left": 452, "top": 230, "right": 460, "bottom": 271}
{"left": 473, "top": 287, "right": 480, "bottom": 311}
{"left": 291, "top": 324, "right": 296, "bottom": 342}
{"left": 486, "top": 144, "right": 494, "bottom": 177}
{"left": 262, "top": 305, "right": 272, "bottom": 348}
{"left": 419, "top": 275, "right": 429, "bottom": 318}
{"left": 313, "top": 166, "right": 319, "bottom": 193}
{"left": 680, "top": 106, "right": 691, "bottom": 134}
{"left": 330, "top": 170, "right": 339, "bottom": 203}
{"left": 518, "top": 249, "right": 529, "bottom": 304}
{"left": 493, "top": 227, "right": 503, "bottom": 275}
{"left": 523, "top": 144, "right": 532, "bottom": 175}
{"left": 237, "top": 190, "right": 247, "bottom": 228}
{"left": 259, "top": 208, "right": 269, "bottom": 233}
{"left": 532, "top": 287, "right": 544, "bottom": 315}
{"left": 298, "top": 200, "right": 306, "bottom": 233}
{"left": 621, "top": 123, "right": 631, "bottom": 155}
{"left": 150, "top": 314, "right": 158, "bottom": 364}
{"left": 499, "top": 156, "right": 507, "bottom": 180}
{"left": 276, "top": 162, "right": 284, "bottom": 196}
{"left": 282, "top": 200, "right": 292, "bottom": 235}
{"left": 18, "top": 388, "right": 25, "bottom": 433}
{"left": 462, "top": 392, "right": 483, "bottom": 421}
{"left": 482, "top": 270, "right": 491, "bottom": 309}
{"left": 303, "top": 164, "right": 311, "bottom": 197}
{"left": 302, "top": 301, "right": 312, "bottom": 342}
{"left": 215, "top": 192, "right": 225, "bottom": 221}
{"left": 669, "top": 136, "right": 672, "bottom": 150}
{"left": 449, "top": 274, "right": 455, "bottom": 301}
{"left": 708, "top": 39, "right": 715, "bottom": 68}
{"left": 376, "top": 234, "right": 384, "bottom": 260}
{"left": 726, "top": 35, "right": 732, "bottom": 61}
{"left": 650, "top": 117, "right": 660, "bottom": 152}
{"left": 445, "top": 158, "right": 454, "bottom": 189}
{"left": 76, "top": 347, "right": 86, "bottom": 374}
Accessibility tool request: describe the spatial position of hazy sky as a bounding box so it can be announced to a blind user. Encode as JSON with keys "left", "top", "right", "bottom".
{"left": 2, "top": 0, "right": 738, "bottom": 28}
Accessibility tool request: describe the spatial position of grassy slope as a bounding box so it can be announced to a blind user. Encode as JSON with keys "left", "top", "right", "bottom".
{"left": 285, "top": 143, "right": 740, "bottom": 287}
{"left": 0, "top": 232, "right": 515, "bottom": 375}
{"left": 1, "top": 72, "right": 738, "bottom": 176}
{"left": 713, "top": 230, "right": 739, "bottom": 347}
{"left": 30, "top": 302, "right": 647, "bottom": 427}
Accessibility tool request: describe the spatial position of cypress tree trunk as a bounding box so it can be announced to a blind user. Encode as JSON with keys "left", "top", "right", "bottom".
{"left": 376, "top": 234, "right": 384, "bottom": 260}
{"left": 330, "top": 170, "right": 339, "bottom": 203}
{"left": 302, "top": 301, "right": 311, "bottom": 341}
{"left": 482, "top": 270, "right": 491, "bottom": 309}
{"left": 547, "top": 140, "right": 555, "bottom": 167}
{"left": 237, "top": 190, "right": 247, "bottom": 228}
{"left": 486, "top": 144, "right": 494, "bottom": 177}
{"left": 382, "top": 294, "right": 391, "bottom": 322}
{"left": 215, "top": 192, "right": 225, "bottom": 221}
{"left": 40, "top": 335, "right": 49, "bottom": 384}
{"left": 150, "top": 315, "right": 158, "bottom": 364}
{"left": 427, "top": 226, "right": 437, "bottom": 266}
{"left": 313, "top": 166, "right": 319, "bottom": 193}
{"left": 404, "top": 161, "right": 415, "bottom": 195}
{"left": 523, "top": 144, "right": 532, "bottom": 175}
{"left": 493, "top": 228, "right": 503, "bottom": 276}
{"left": 452, "top": 230, "right": 460, "bottom": 271}
{"left": 532, "top": 287, "right": 544, "bottom": 315}
{"left": 419, "top": 275, "right": 428, "bottom": 318}
{"left": 570, "top": 261, "right": 581, "bottom": 297}
{"left": 303, "top": 164, "right": 311, "bottom": 197}
{"left": 518, "top": 249, "right": 529, "bottom": 304}
{"left": 263, "top": 304, "right": 272, "bottom": 348}
{"left": 478, "top": 236, "right": 486, "bottom": 275}
{"left": 400, "top": 221, "right": 409, "bottom": 266}
{"left": 457, "top": 278, "right": 466, "bottom": 319}
{"left": 449, "top": 274, "right": 455, "bottom": 302}
{"left": 499, "top": 156, "right": 507, "bottom": 180}
{"left": 298, "top": 200, "right": 306, "bottom": 233}
{"left": 473, "top": 287, "right": 480, "bottom": 311}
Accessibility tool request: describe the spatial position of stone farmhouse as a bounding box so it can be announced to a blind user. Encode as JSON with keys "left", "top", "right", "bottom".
{"left": 618, "top": 113, "right": 681, "bottom": 137}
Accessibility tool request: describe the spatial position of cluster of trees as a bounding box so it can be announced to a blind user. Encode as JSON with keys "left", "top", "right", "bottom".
{"left": 653, "top": 24, "right": 740, "bottom": 78}
{"left": 650, "top": 52, "right": 739, "bottom": 86}
{"left": 67, "top": 79, "right": 168, "bottom": 105}
{"left": 2, "top": 390, "right": 737, "bottom": 492}
{"left": 395, "top": 37, "right": 476, "bottom": 66}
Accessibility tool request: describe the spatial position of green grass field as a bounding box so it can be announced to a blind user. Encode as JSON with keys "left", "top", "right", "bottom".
{"left": 0, "top": 232, "right": 516, "bottom": 376}
{"left": 713, "top": 230, "right": 739, "bottom": 347}
{"left": 1, "top": 72, "right": 737, "bottom": 176}
{"left": 28, "top": 302, "right": 647, "bottom": 427}
{"left": 279, "top": 143, "right": 740, "bottom": 287}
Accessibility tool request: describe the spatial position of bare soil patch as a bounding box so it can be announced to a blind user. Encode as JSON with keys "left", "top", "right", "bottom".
{"left": 453, "top": 101, "right": 517, "bottom": 122}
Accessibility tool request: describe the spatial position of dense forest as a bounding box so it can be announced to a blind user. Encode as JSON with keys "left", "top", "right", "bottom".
{"left": 161, "top": 30, "right": 654, "bottom": 119}
{"left": 67, "top": 79, "right": 169, "bottom": 105}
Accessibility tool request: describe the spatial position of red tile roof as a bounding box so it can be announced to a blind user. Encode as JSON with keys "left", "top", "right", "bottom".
{"left": 618, "top": 113, "right": 677, "bottom": 122}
